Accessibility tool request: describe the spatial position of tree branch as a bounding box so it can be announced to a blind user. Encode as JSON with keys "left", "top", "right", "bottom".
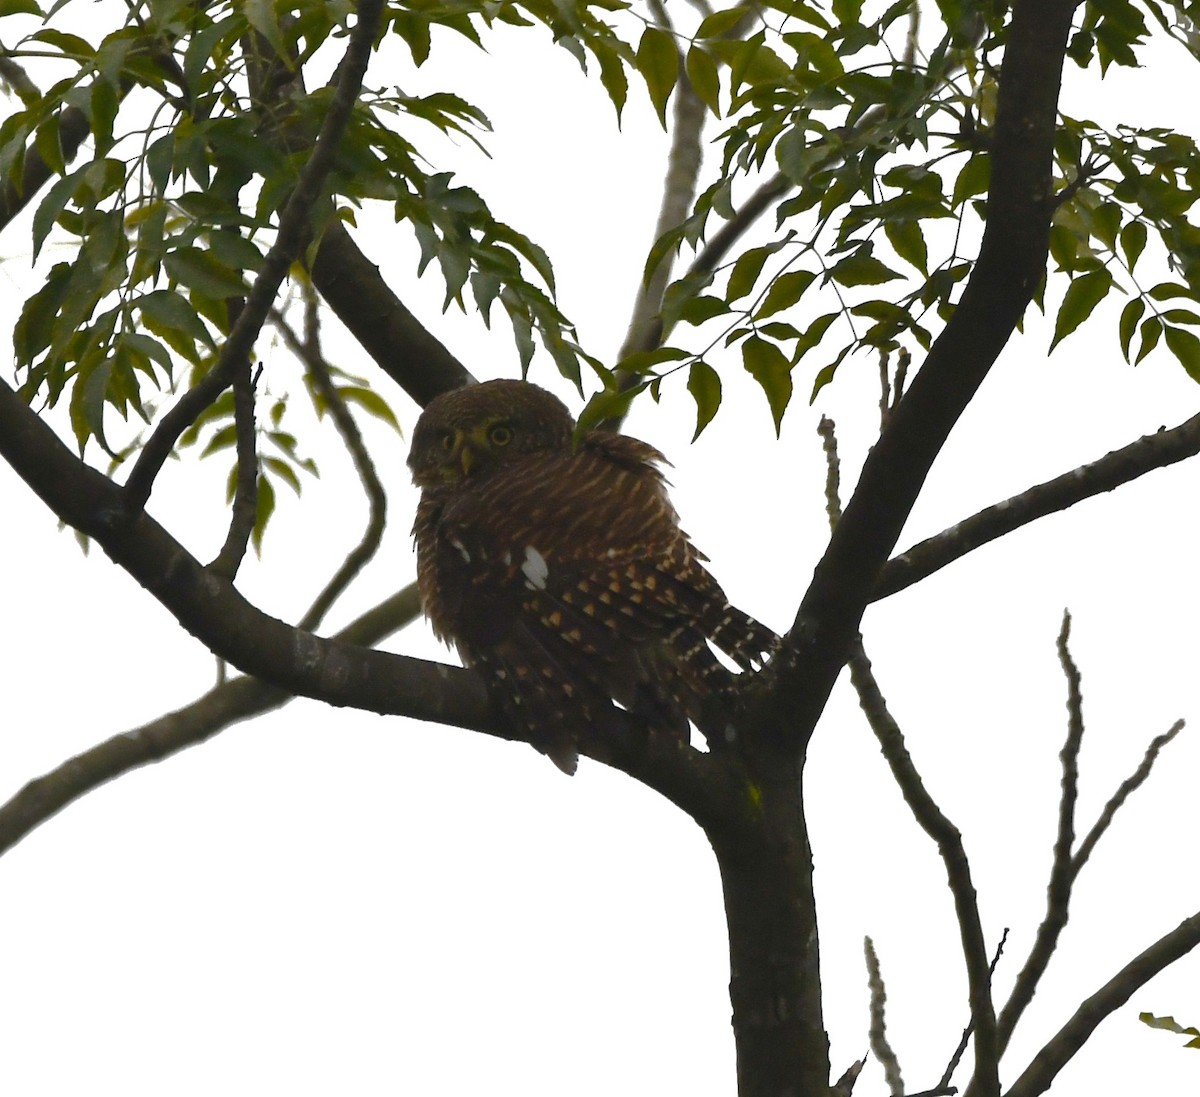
{"left": 994, "top": 613, "right": 1084, "bottom": 1052}
{"left": 1004, "top": 912, "right": 1200, "bottom": 1097}
{"left": 848, "top": 643, "right": 1001, "bottom": 1097}
{"left": 876, "top": 411, "right": 1200, "bottom": 601}
{"left": 756, "top": 0, "right": 1077, "bottom": 751}
{"left": 310, "top": 220, "right": 476, "bottom": 406}
{"left": 124, "top": 0, "right": 385, "bottom": 509}
{"left": 0, "top": 582, "right": 423, "bottom": 857}
{"left": 866, "top": 936, "right": 905, "bottom": 1096}
{"left": 208, "top": 330, "right": 259, "bottom": 579}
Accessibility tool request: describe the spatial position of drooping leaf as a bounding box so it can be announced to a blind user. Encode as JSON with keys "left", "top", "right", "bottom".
{"left": 636, "top": 26, "right": 678, "bottom": 127}
{"left": 685, "top": 45, "right": 721, "bottom": 117}
{"left": 1163, "top": 324, "right": 1200, "bottom": 382}
{"left": 686, "top": 360, "right": 722, "bottom": 440}
{"left": 1049, "top": 268, "right": 1113, "bottom": 351}
{"left": 741, "top": 335, "right": 792, "bottom": 435}
{"left": 1118, "top": 297, "right": 1144, "bottom": 361}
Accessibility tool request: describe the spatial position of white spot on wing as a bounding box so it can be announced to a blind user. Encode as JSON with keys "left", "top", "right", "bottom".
{"left": 521, "top": 545, "right": 549, "bottom": 590}
{"left": 449, "top": 536, "right": 471, "bottom": 564}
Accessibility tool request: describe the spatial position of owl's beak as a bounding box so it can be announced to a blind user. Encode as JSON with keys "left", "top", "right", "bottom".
{"left": 459, "top": 444, "right": 475, "bottom": 477}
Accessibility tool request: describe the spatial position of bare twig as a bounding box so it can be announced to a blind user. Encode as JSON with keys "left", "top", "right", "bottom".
{"left": 124, "top": 0, "right": 385, "bottom": 510}
{"left": 875, "top": 411, "right": 1200, "bottom": 601}
{"left": 270, "top": 291, "right": 389, "bottom": 632}
{"left": 208, "top": 326, "right": 260, "bottom": 579}
{"left": 848, "top": 643, "right": 1000, "bottom": 1097}
{"left": 817, "top": 416, "right": 842, "bottom": 529}
{"left": 0, "top": 582, "right": 424, "bottom": 857}
{"left": 941, "top": 929, "right": 1008, "bottom": 1090}
{"left": 1005, "top": 912, "right": 1200, "bottom": 1097}
{"left": 866, "top": 936, "right": 905, "bottom": 1096}
{"left": 992, "top": 615, "right": 1084, "bottom": 1051}
{"left": 1072, "top": 719, "right": 1184, "bottom": 874}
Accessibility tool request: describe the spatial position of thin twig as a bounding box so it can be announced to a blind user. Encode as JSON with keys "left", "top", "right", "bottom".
{"left": 1071, "top": 719, "right": 1185, "bottom": 875}
{"left": 996, "top": 633, "right": 1185, "bottom": 1052}
{"left": 123, "top": 0, "right": 385, "bottom": 510}
{"left": 940, "top": 929, "right": 1008, "bottom": 1089}
{"left": 817, "top": 416, "right": 842, "bottom": 529}
{"left": 866, "top": 936, "right": 905, "bottom": 1096}
{"left": 270, "top": 292, "right": 389, "bottom": 632}
{"left": 209, "top": 312, "right": 260, "bottom": 579}
{"left": 848, "top": 644, "right": 1000, "bottom": 1097}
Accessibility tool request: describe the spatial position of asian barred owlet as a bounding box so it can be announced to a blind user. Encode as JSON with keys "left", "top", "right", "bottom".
{"left": 408, "top": 379, "right": 777, "bottom": 774}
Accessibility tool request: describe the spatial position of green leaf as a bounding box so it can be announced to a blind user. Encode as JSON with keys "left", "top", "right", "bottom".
{"left": 1119, "top": 219, "right": 1148, "bottom": 271}
{"left": 335, "top": 385, "right": 402, "bottom": 432}
{"left": 575, "top": 384, "right": 645, "bottom": 435}
{"left": 617, "top": 345, "right": 691, "bottom": 374}
{"left": 1163, "top": 324, "right": 1200, "bottom": 382}
{"left": 741, "top": 335, "right": 792, "bottom": 435}
{"left": 951, "top": 154, "right": 990, "bottom": 208}
{"left": 590, "top": 38, "right": 628, "bottom": 121}
{"left": 253, "top": 472, "right": 276, "bottom": 553}
{"left": 1118, "top": 297, "right": 1144, "bottom": 361}
{"left": 242, "top": 0, "right": 292, "bottom": 68}
{"left": 678, "top": 294, "right": 731, "bottom": 325}
{"left": 685, "top": 46, "right": 721, "bottom": 116}
{"left": 636, "top": 26, "right": 679, "bottom": 127}
{"left": 1050, "top": 269, "right": 1113, "bottom": 351}
{"left": 686, "top": 360, "right": 722, "bottom": 440}
{"left": 829, "top": 251, "right": 902, "bottom": 287}
{"left": 1135, "top": 315, "right": 1162, "bottom": 364}
{"left": 696, "top": 6, "right": 749, "bottom": 37}
{"left": 33, "top": 115, "right": 65, "bottom": 176}
{"left": 137, "top": 289, "right": 214, "bottom": 364}
{"left": 30, "top": 27, "right": 94, "bottom": 56}
{"left": 728, "top": 242, "right": 784, "bottom": 301}
{"left": 164, "top": 246, "right": 247, "bottom": 299}
{"left": 884, "top": 219, "right": 928, "bottom": 274}
{"left": 1140, "top": 1013, "right": 1200, "bottom": 1036}
{"left": 755, "top": 269, "right": 815, "bottom": 318}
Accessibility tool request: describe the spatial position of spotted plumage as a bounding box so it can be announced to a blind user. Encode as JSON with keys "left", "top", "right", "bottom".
{"left": 408, "top": 379, "right": 776, "bottom": 773}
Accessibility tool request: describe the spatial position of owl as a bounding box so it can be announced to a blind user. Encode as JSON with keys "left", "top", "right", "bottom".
{"left": 408, "top": 379, "right": 777, "bottom": 774}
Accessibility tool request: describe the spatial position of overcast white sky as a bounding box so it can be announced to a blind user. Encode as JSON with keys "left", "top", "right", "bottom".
{"left": 1, "top": 6, "right": 1199, "bottom": 1095}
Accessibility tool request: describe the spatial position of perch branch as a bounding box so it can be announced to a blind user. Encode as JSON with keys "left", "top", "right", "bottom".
{"left": 875, "top": 411, "right": 1200, "bottom": 601}
{"left": 0, "top": 367, "right": 732, "bottom": 828}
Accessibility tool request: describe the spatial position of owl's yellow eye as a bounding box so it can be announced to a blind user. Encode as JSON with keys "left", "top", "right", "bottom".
{"left": 439, "top": 431, "right": 455, "bottom": 452}
{"left": 488, "top": 424, "right": 513, "bottom": 446}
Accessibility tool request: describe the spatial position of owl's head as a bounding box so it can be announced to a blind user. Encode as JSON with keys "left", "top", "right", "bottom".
{"left": 408, "top": 379, "right": 575, "bottom": 488}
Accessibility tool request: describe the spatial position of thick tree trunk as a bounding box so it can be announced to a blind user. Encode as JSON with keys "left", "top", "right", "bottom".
{"left": 708, "top": 758, "right": 829, "bottom": 1097}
